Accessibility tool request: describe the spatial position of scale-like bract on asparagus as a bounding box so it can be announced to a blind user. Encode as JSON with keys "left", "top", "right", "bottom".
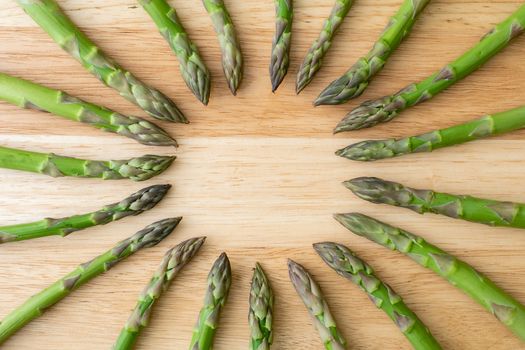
{"left": 0, "top": 145, "right": 174, "bottom": 181}
{"left": 314, "top": 242, "right": 442, "bottom": 350}
{"left": 249, "top": 263, "right": 274, "bottom": 350}
{"left": 113, "top": 237, "right": 206, "bottom": 350}
{"left": 17, "top": 0, "right": 187, "bottom": 123}
{"left": 334, "top": 213, "right": 525, "bottom": 341}
{"left": 189, "top": 253, "right": 232, "bottom": 350}
{"left": 296, "top": 0, "right": 354, "bottom": 94}
{"left": 270, "top": 0, "right": 293, "bottom": 92}
{"left": 334, "top": 3, "right": 525, "bottom": 132}
{"left": 288, "top": 259, "right": 347, "bottom": 350}
{"left": 314, "top": 0, "right": 429, "bottom": 104}
{"left": 0, "top": 217, "right": 181, "bottom": 345}
{"left": 337, "top": 105, "right": 525, "bottom": 161}
{"left": 202, "top": 0, "right": 243, "bottom": 95}
{"left": 139, "top": 0, "right": 211, "bottom": 105}
{"left": 0, "top": 73, "right": 176, "bottom": 146}
{"left": 0, "top": 184, "right": 171, "bottom": 244}
{"left": 345, "top": 177, "right": 525, "bottom": 229}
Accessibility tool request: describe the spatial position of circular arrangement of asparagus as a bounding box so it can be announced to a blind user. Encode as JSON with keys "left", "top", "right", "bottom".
{"left": 1, "top": 1, "right": 525, "bottom": 349}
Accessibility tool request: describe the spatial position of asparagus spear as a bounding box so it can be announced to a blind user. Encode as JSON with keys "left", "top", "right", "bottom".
{"left": 113, "top": 236, "right": 206, "bottom": 350}
{"left": 0, "top": 73, "right": 176, "bottom": 147}
{"left": 16, "top": 0, "right": 186, "bottom": 123}
{"left": 0, "top": 217, "right": 181, "bottom": 345}
{"left": 345, "top": 176, "right": 525, "bottom": 229}
{"left": 249, "top": 263, "right": 274, "bottom": 350}
{"left": 270, "top": 0, "right": 293, "bottom": 92}
{"left": 337, "top": 105, "right": 525, "bottom": 161}
{"left": 296, "top": 0, "right": 354, "bottom": 94}
{"left": 314, "top": 0, "right": 430, "bottom": 104}
{"left": 0, "top": 184, "right": 170, "bottom": 244}
{"left": 189, "top": 252, "right": 232, "bottom": 350}
{"left": 0, "top": 145, "right": 174, "bottom": 181}
{"left": 334, "top": 4, "right": 525, "bottom": 132}
{"left": 288, "top": 259, "right": 347, "bottom": 350}
{"left": 138, "top": 0, "right": 211, "bottom": 105}
{"left": 334, "top": 213, "right": 525, "bottom": 341}
{"left": 314, "top": 242, "right": 442, "bottom": 350}
{"left": 202, "top": 0, "right": 243, "bottom": 95}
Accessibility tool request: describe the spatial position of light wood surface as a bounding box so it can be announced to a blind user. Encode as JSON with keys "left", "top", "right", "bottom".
{"left": 1, "top": 1, "right": 525, "bottom": 349}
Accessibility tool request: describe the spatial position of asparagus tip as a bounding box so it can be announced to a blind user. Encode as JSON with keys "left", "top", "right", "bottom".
{"left": 271, "top": 80, "right": 281, "bottom": 93}
{"left": 295, "top": 80, "right": 305, "bottom": 95}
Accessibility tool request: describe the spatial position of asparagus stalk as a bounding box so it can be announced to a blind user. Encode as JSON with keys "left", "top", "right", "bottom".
{"left": 202, "top": 0, "right": 243, "bottom": 95}
{"left": 288, "top": 259, "right": 347, "bottom": 350}
{"left": 0, "top": 184, "right": 170, "bottom": 244}
{"left": 334, "top": 4, "right": 525, "bottom": 132}
{"left": 334, "top": 213, "right": 525, "bottom": 341}
{"left": 16, "top": 0, "right": 186, "bottom": 123}
{"left": 138, "top": 0, "right": 211, "bottom": 105}
{"left": 314, "top": 0, "right": 429, "bottom": 104}
{"left": 270, "top": 0, "right": 293, "bottom": 92}
{"left": 189, "top": 252, "right": 232, "bottom": 350}
{"left": 314, "top": 242, "right": 442, "bottom": 350}
{"left": 249, "top": 263, "right": 274, "bottom": 350}
{"left": 0, "top": 217, "right": 181, "bottom": 345}
{"left": 0, "top": 145, "right": 174, "bottom": 181}
{"left": 346, "top": 176, "right": 525, "bottom": 229}
{"left": 296, "top": 0, "right": 354, "bottom": 94}
{"left": 0, "top": 73, "right": 176, "bottom": 147}
{"left": 113, "top": 236, "right": 206, "bottom": 350}
{"left": 337, "top": 105, "right": 525, "bottom": 161}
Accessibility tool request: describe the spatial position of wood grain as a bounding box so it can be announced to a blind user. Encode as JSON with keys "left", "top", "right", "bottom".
{"left": 1, "top": 1, "right": 524, "bottom": 349}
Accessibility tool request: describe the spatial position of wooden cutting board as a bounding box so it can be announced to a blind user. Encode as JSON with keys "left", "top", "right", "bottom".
{"left": 1, "top": 1, "right": 524, "bottom": 349}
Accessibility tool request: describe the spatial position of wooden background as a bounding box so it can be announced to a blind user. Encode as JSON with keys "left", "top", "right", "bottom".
{"left": 1, "top": 0, "right": 524, "bottom": 349}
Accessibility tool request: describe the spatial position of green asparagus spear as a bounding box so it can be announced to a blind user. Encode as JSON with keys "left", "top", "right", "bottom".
{"left": 314, "top": 0, "right": 429, "bottom": 104}
{"left": 345, "top": 177, "right": 525, "bottom": 229}
{"left": 0, "top": 145, "right": 174, "bottom": 181}
{"left": 314, "top": 242, "right": 442, "bottom": 350}
{"left": 334, "top": 3, "right": 525, "bottom": 132}
{"left": 337, "top": 105, "right": 525, "bottom": 161}
{"left": 0, "top": 73, "right": 176, "bottom": 147}
{"left": 17, "top": 0, "right": 186, "bottom": 123}
{"left": 202, "top": 0, "right": 243, "bottom": 95}
{"left": 270, "top": 0, "right": 293, "bottom": 92}
{"left": 189, "top": 252, "right": 232, "bottom": 350}
{"left": 138, "top": 0, "right": 211, "bottom": 105}
{"left": 0, "top": 217, "right": 181, "bottom": 345}
{"left": 113, "top": 236, "right": 206, "bottom": 350}
{"left": 296, "top": 0, "right": 354, "bottom": 94}
{"left": 0, "top": 184, "right": 170, "bottom": 244}
{"left": 288, "top": 259, "right": 347, "bottom": 350}
{"left": 249, "top": 262, "right": 274, "bottom": 350}
{"left": 334, "top": 213, "right": 525, "bottom": 341}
